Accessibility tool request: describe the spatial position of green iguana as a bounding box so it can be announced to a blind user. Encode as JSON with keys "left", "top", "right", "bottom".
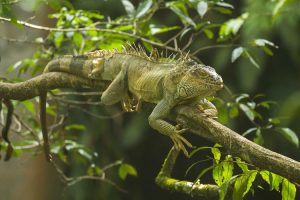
{"left": 41, "top": 46, "right": 223, "bottom": 160}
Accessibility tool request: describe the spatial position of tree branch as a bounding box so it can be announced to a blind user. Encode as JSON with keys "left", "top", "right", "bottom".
{"left": 155, "top": 147, "right": 219, "bottom": 199}
{"left": 175, "top": 105, "right": 300, "bottom": 185}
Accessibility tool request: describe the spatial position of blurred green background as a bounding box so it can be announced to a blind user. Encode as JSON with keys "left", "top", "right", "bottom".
{"left": 0, "top": 0, "right": 299, "bottom": 199}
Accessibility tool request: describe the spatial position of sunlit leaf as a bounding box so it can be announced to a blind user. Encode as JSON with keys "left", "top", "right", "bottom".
{"left": 166, "top": 2, "right": 196, "bottom": 27}
{"left": 276, "top": 128, "right": 299, "bottom": 148}
{"left": 215, "top": 2, "right": 234, "bottom": 9}
{"left": 281, "top": 178, "right": 296, "bottom": 200}
{"left": 239, "top": 103, "right": 255, "bottom": 121}
{"left": 260, "top": 171, "right": 283, "bottom": 191}
{"left": 135, "top": 0, "right": 152, "bottom": 19}
{"left": 211, "top": 147, "right": 221, "bottom": 163}
{"left": 235, "top": 157, "right": 249, "bottom": 173}
{"left": 231, "top": 47, "right": 244, "bottom": 63}
{"left": 233, "top": 171, "right": 257, "bottom": 200}
{"left": 197, "top": 1, "right": 208, "bottom": 18}
{"left": 121, "top": 0, "right": 135, "bottom": 16}
{"left": 242, "top": 127, "right": 257, "bottom": 137}
{"left": 118, "top": 163, "right": 138, "bottom": 180}
{"left": 219, "top": 13, "right": 248, "bottom": 38}
{"left": 73, "top": 32, "right": 84, "bottom": 47}
{"left": 148, "top": 24, "right": 179, "bottom": 35}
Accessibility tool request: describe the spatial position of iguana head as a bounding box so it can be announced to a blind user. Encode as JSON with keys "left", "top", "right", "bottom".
{"left": 176, "top": 64, "right": 223, "bottom": 99}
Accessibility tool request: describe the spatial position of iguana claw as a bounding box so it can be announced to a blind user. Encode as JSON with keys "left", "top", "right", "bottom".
{"left": 170, "top": 128, "right": 193, "bottom": 157}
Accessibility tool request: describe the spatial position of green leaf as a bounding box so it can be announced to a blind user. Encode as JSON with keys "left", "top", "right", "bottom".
{"left": 231, "top": 47, "right": 244, "bottom": 63}
{"left": 166, "top": 2, "right": 196, "bottom": 27}
{"left": 87, "top": 164, "right": 103, "bottom": 176}
{"left": 236, "top": 157, "right": 249, "bottom": 173}
{"left": 273, "top": 0, "right": 288, "bottom": 19}
{"left": 244, "top": 50, "right": 260, "bottom": 68}
{"left": 21, "top": 100, "right": 35, "bottom": 114}
{"left": 211, "top": 147, "right": 221, "bottom": 163}
{"left": 77, "top": 148, "right": 93, "bottom": 161}
{"left": 229, "top": 104, "right": 239, "bottom": 118}
{"left": 189, "top": 146, "right": 212, "bottom": 158}
{"left": 268, "top": 117, "right": 281, "bottom": 125}
{"left": 203, "top": 29, "right": 214, "bottom": 39}
{"left": 219, "top": 12, "right": 248, "bottom": 38}
{"left": 196, "top": 165, "right": 214, "bottom": 181}
{"left": 276, "top": 128, "right": 299, "bottom": 148}
{"left": 65, "top": 124, "right": 86, "bottom": 131}
{"left": 73, "top": 32, "right": 84, "bottom": 47}
{"left": 121, "top": 0, "right": 135, "bottom": 16}
{"left": 254, "top": 39, "right": 278, "bottom": 48}
{"left": 239, "top": 103, "right": 255, "bottom": 121}
{"left": 213, "top": 156, "right": 234, "bottom": 186}
{"left": 235, "top": 94, "right": 249, "bottom": 103}
{"left": 259, "top": 171, "right": 283, "bottom": 191}
{"left": 53, "top": 32, "right": 64, "bottom": 48}
{"left": 215, "top": 2, "right": 234, "bottom": 9}
{"left": 148, "top": 24, "right": 179, "bottom": 35}
{"left": 197, "top": 1, "right": 208, "bottom": 18}
{"left": 118, "top": 163, "right": 138, "bottom": 180}
{"left": 253, "top": 128, "right": 264, "bottom": 145}
{"left": 242, "top": 127, "right": 257, "bottom": 137}
{"left": 281, "top": 178, "right": 296, "bottom": 200}
{"left": 233, "top": 171, "right": 257, "bottom": 200}
{"left": 135, "top": 0, "right": 152, "bottom": 19}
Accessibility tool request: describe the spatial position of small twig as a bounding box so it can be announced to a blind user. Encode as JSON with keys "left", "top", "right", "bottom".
{"left": 0, "top": 16, "right": 183, "bottom": 54}
{"left": 191, "top": 44, "right": 237, "bottom": 56}
{"left": 51, "top": 159, "right": 127, "bottom": 193}
{"left": 0, "top": 35, "right": 43, "bottom": 44}
{"left": 68, "top": 104, "right": 124, "bottom": 120}
{"left": 52, "top": 96, "right": 103, "bottom": 105}
{"left": 51, "top": 91, "right": 102, "bottom": 96}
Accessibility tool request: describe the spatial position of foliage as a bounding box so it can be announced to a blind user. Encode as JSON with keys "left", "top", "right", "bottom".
{"left": 0, "top": 0, "right": 299, "bottom": 199}
{"left": 189, "top": 145, "right": 296, "bottom": 200}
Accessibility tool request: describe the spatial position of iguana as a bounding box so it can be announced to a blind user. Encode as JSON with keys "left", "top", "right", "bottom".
{"left": 41, "top": 46, "right": 223, "bottom": 160}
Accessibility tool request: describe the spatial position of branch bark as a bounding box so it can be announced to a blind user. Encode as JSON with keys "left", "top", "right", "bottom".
{"left": 175, "top": 105, "right": 300, "bottom": 185}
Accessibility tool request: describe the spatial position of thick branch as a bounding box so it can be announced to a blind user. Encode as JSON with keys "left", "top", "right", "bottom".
{"left": 155, "top": 147, "right": 219, "bottom": 199}
{"left": 175, "top": 105, "right": 300, "bottom": 185}
{"left": 0, "top": 72, "right": 107, "bottom": 100}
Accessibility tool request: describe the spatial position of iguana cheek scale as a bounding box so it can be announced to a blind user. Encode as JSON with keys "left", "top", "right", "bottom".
{"left": 43, "top": 47, "right": 223, "bottom": 157}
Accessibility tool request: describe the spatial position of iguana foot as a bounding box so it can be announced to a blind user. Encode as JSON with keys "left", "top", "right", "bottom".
{"left": 122, "top": 94, "right": 141, "bottom": 112}
{"left": 198, "top": 105, "right": 218, "bottom": 119}
{"left": 170, "top": 128, "right": 193, "bottom": 156}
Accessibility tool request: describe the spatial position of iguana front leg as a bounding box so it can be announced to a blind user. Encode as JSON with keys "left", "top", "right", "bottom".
{"left": 148, "top": 99, "right": 192, "bottom": 156}
{"left": 197, "top": 98, "right": 218, "bottom": 118}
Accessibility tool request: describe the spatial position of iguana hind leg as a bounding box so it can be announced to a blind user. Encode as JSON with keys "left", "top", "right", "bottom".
{"left": 148, "top": 99, "right": 192, "bottom": 156}
{"left": 101, "top": 68, "right": 128, "bottom": 105}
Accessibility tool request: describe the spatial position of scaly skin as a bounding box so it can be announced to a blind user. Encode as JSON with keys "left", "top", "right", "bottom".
{"left": 43, "top": 48, "right": 223, "bottom": 156}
